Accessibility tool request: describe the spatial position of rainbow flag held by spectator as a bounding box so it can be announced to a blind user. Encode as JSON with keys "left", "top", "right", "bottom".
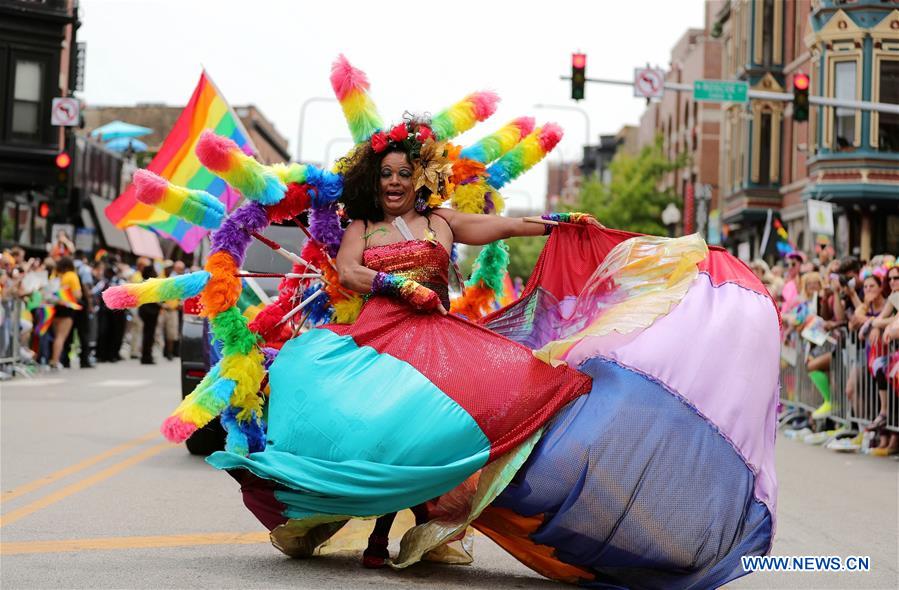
{"left": 773, "top": 218, "right": 797, "bottom": 257}
{"left": 105, "top": 72, "right": 257, "bottom": 253}
{"left": 57, "top": 287, "right": 83, "bottom": 311}
{"left": 36, "top": 305, "right": 55, "bottom": 335}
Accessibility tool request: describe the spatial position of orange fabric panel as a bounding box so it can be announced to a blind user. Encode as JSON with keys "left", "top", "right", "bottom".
{"left": 473, "top": 506, "right": 594, "bottom": 584}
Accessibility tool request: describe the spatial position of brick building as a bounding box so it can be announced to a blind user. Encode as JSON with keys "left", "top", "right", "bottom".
{"left": 82, "top": 103, "right": 290, "bottom": 165}
{"left": 638, "top": 5, "right": 724, "bottom": 240}
{"left": 713, "top": 0, "right": 898, "bottom": 260}
{"left": 0, "top": 0, "right": 80, "bottom": 252}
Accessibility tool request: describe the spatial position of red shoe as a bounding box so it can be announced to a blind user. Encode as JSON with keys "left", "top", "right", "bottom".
{"left": 362, "top": 535, "right": 390, "bottom": 569}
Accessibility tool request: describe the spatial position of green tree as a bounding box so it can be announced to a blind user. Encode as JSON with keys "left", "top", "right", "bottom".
{"left": 504, "top": 234, "right": 547, "bottom": 283}
{"left": 571, "top": 136, "right": 685, "bottom": 236}
{"left": 457, "top": 234, "right": 546, "bottom": 287}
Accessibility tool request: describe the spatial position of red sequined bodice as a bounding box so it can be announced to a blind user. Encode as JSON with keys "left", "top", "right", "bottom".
{"left": 363, "top": 240, "right": 450, "bottom": 308}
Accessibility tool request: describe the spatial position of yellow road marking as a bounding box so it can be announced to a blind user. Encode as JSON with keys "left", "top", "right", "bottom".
{"left": 0, "top": 532, "right": 270, "bottom": 555}
{"left": 1, "top": 430, "right": 159, "bottom": 504}
{"left": 0, "top": 442, "right": 175, "bottom": 528}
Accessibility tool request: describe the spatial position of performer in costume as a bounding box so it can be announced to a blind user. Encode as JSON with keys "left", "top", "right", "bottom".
{"left": 103, "top": 55, "right": 780, "bottom": 589}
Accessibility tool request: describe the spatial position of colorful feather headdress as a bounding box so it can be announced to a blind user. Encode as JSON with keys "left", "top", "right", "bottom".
{"left": 102, "top": 55, "right": 564, "bottom": 455}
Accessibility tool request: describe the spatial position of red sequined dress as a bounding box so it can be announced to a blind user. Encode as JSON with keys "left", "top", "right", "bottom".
{"left": 362, "top": 239, "right": 451, "bottom": 309}
{"left": 208, "top": 237, "right": 590, "bottom": 522}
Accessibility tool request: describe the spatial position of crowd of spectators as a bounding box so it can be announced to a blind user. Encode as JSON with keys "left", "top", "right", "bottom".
{"left": 0, "top": 230, "right": 191, "bottom": 377}
{"left": 749, "top": 238, "right": 899, "bottom": 457}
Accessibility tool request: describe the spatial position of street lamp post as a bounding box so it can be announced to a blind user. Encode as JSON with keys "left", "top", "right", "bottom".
{"left": 661, "top": 202, "right": 681, "bottom": 238}
{"left": 323, "top": 137, "right": 353, "bottom": 167}
{"left": 501, "top": 189, "right": 535, "bottom": 212}
{"left": 533, "top": 103, "right": 591, "bottom": 147}
{"left": 296, "top": 97, "right": 337, "bottom": 163}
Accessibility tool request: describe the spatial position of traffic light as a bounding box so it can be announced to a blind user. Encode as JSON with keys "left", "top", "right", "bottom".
{"left": 571, "top": 53, "right": 586, "bottom": 101}
{"left": 793, "top": 72, "right": 810, "bottom": 123}
{"left": 54, "top": 150, "right": 71, "bottom": 201}
{"left": 38, "top": 201, "right": 51, "bottom": 218}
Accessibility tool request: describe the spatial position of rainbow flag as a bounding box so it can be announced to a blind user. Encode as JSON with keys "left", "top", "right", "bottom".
{"left": 105, "top": 72, "right": 257, "bottom": 253}
{"left": 37, "top": 305, "right": 55, "bottom": 336}
{"left": 58, "top": 287, "right": 83, "bottom": 311}
{"left": 773, "top": 218, "right": 797, "bottom": 257}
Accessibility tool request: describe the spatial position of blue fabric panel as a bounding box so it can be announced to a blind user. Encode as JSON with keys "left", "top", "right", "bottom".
{"left": 208, "top": 328, "right": 490, "bottom": 518}
{"left": 493, "top": 357, "right": 772, "bottom": 590}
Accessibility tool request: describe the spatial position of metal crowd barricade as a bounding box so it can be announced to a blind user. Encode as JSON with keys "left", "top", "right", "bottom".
{"left": 884, "top": 337, "right": 898, "bottom": 434}
{"left": 779, "top": 329, "right": 824, "bottom": 416}
{"left": 828, "top": 327, "right": 852, "bottom": 427}
{"left": 0, "top": 297, "right": 22, "bottom": 377}
{"left": 782, "top": 324, "right": 899, "bottom": 434}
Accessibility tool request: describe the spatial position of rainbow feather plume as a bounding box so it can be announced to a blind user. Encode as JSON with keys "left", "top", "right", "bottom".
{"left": 196, "top": 131, "right": 286, "bottom": 205}
{"left": 161, "top": 364, "right": 236, "bottom": 442}
{"left": 102, "top": 271, "right": 211, "bottom": 309}
{"left": 431, "top": 91, "right": 500, "bottom": 141}
{"left": 459, "top": 117, "right": 535, "bottom": 164}
{"left": 330, "top": 54, "right": 384, "bottom": 144}
{"left": 450, "top": 240, "right": 511, "bottom": 319}
{"left": 132, "top": 169, "right": 225, "bottom": 229}
{"left": 486, "top": 123, "right": 563, "bottom": 189}
{"left": 467, "top": 240, "right": 510, "bottom": 294}
{"left": 450, "top": 181, "right": 505, "bottom": 215}
{"left": 270, "top": 162, "right": 308, "bottom": 185}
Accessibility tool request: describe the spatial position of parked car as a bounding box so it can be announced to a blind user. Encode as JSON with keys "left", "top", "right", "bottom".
{"left": 180, "top": 223, "right": 304, "bottom": 455}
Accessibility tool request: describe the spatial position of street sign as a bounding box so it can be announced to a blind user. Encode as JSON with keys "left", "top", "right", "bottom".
{"left": 51, "top": 97, "right": 80, "bottom": 126}
{"left": 74, "top": 42, "right": 86, "bottom": 92}
{"left": 633, "top": 67, "right": 665, "bottom": 99}
{"left": 693, "top": 80, "right": 748, "bottom": 103}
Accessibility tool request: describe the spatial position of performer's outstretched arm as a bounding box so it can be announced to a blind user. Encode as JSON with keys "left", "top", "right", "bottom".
{"left": 432, "top": 208, "right": 598, "bottom": 246}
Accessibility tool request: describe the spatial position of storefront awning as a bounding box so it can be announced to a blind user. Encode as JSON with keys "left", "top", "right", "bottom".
{"left": 125, "top": 225, "right": 164, "bottom": 259}
{"left": 89, "top": 194, "right": 132, "bottom": 252}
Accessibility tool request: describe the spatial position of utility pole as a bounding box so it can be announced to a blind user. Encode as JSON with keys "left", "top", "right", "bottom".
{"left": 560, "top": 75, "right": 899, "bottom": 115}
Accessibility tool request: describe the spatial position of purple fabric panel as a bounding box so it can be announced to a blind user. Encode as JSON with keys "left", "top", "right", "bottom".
{"left": 235, "top": 471, "right": 289, "bottom": 531}
{"left": 564, "top": 274, "right": 781, "bottom": 525}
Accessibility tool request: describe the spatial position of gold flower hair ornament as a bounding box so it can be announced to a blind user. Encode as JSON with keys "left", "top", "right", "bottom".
{"left": 413, "top": 139, "right": 456, "bottom": 205}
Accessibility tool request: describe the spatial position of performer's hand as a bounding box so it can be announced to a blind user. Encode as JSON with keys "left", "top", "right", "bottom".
{"left": 584, "top": 215, "right": 604, "bottom": 229}
{"left": 436, "top": 302, "right": 448, "bottom": 316}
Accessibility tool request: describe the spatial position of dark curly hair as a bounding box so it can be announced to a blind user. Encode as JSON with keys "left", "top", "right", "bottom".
{"left": 337, "top": 117, "right": 434, "bottom": 222}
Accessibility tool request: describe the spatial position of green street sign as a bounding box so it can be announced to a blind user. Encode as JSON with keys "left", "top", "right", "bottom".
{"left": 693, "top": 80, "right": 749, "bottom": 103}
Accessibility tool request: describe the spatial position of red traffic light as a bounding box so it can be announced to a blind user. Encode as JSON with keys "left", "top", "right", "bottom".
{"left": 793, "top": 73, "right": 810, "bottom": 91}
{"left": 38, "top": 202, "right": 51, "bottom": 218}
{"left": 55, "top": 152, "right": 71, "bottom": 169}
{"left": 572, "top": 53, "right": 586, "bottom": 69}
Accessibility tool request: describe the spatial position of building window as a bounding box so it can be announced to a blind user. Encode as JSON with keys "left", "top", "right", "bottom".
{"left": 758, "top": 112, "right": 772, "bottom": 185}
{"left": 761, "top": 0, "right": 774, "bottom": 65}
{"left": 12, "top": 60, "right": 43, "bottom": 140}
{"left": 877, "top": 59, "right": 899, "bottom": 152}
{"left": 833, "top": 60, "right": 857, "bottom": 148}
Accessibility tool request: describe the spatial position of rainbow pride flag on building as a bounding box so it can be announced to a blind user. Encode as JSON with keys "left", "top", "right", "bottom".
{"left": 105, "top": 72, "right": 257, "bottom": 253}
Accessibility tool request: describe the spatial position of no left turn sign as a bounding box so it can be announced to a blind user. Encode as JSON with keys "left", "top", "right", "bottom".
{"left": 51, "top": 97, "right": 81, "bottom": 126}
{"left": 633, "top": 68, "right": 666, "bottom": 99}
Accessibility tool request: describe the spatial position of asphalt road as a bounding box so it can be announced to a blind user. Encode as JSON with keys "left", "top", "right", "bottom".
{"left": 1, "top": 360, "right": 897, "bottom": 589}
